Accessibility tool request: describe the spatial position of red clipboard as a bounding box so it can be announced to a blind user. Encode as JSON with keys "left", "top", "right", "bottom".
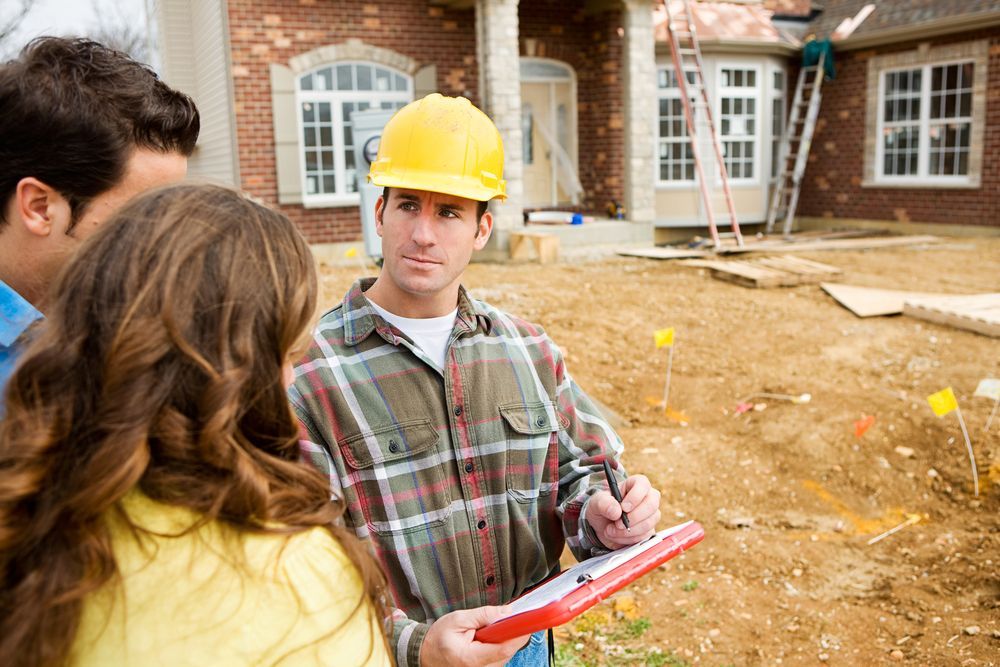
{"left": 475, "top": 521, "right": 704, "bottom": 643}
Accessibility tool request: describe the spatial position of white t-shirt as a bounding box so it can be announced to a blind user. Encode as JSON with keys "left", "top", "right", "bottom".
{"left": 367, "top": 299, "right": 458, "bottom": 370}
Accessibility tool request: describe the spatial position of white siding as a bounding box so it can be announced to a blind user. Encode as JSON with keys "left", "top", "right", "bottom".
{"left": 155, "top": 0, "right": 239, "bottom": 186}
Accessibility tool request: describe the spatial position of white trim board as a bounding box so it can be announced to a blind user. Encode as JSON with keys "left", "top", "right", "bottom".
{"left": 903, "top": 294, "right": 1000, "bottom": 338}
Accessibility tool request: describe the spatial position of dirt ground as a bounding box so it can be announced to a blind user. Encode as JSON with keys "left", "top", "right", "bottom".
{"left": 318, "top": 236, "right": 1000, "bottom": 666}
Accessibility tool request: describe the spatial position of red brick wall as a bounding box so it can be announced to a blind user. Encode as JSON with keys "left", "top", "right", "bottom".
{"left": 797, "top": 28, "right": 1000, "bottom": 227}
{"left": 518, "top": 1, "right": 625, "bottom": 213}
{"left": 227, "top": 0, "right": 477, "bottom": 243}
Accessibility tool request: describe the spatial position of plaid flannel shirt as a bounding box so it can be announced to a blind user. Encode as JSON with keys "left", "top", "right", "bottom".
{"left": 290, "top": 279, "right": 626, "bottom": 667}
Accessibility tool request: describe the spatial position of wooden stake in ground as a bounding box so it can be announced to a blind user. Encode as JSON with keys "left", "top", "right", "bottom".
{"left": 654, "top": 327, "right": 675, "bottom": 410}
{"left": 927, "top": 386, "right": 978, "bottom": 497}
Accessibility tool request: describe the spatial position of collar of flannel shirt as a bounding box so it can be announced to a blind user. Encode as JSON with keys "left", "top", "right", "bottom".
{"left": 341, "top": 278, "right": 494, "bottom": 345}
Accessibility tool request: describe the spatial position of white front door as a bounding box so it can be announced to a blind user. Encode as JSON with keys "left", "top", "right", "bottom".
{"left": 520, "top": 59, "right": 579, "bottom": 208}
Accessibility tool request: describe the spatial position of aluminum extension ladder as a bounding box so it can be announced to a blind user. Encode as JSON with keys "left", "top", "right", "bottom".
{"left": 766, "top": 52, "right": 826, "bottom": 238}
{"left": 664, "top": 0, "right": 744, "bottom": 249}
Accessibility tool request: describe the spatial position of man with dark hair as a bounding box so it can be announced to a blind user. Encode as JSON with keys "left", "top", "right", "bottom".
{"left": 293, "top": 94, "right": 664, "bottom": 667}
{"left": 0, "top": 37, "right": 200, "bottom": 395}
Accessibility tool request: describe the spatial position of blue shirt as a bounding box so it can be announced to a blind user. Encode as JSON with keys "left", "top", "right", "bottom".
{"left": 0, "top": 279, "right": 43, "bottom": 402}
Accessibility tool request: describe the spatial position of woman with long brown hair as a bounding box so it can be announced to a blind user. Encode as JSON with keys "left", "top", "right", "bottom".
{"left": 0, "top": 184, "right": 389, "bottom": 665}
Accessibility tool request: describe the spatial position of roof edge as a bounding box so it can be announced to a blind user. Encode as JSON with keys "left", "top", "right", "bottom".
{"left": 834, "top": 11, "right": 1000, "bottom": 50}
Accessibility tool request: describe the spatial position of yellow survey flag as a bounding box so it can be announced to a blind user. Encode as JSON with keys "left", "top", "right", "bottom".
{"left": 927, "top": 387, "right": 958, "bottom": 417}
{"left": 345, "top": 247, "right": 358, "bottom": 258}
{"left": 654, "top": 327, "right": 675, "bottom": 349}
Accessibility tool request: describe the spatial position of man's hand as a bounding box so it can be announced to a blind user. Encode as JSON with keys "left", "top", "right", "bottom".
{"left": 586, "top": 474, "right": 662, "bottom": 549}
{"left": 419, "top": 606, "right": 531, "bottom": 667}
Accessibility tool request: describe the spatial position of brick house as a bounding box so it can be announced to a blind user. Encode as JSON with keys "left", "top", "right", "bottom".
{"left": 794, "top": 0, "right": 1000, "bottom": 233}
{"left": 156, "top": 0, "right": 999, "bottom": 252}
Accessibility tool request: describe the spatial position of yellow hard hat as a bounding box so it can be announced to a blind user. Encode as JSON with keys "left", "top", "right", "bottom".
{"left": 368, "top": 93, "right": 507, "bottom": 201}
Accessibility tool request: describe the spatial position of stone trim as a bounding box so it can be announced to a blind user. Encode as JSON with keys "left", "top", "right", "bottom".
{"left": 623, "top": 0, "right": 657, "bottom": 224}
{"left": 863, "top": 39, "right": 989, "bottom": 188}
{"left": 288, "top": 39, "right": 418, "bottom": 76}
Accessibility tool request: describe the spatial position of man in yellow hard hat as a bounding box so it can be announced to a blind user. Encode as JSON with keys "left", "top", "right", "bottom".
{"left": 292, "top": 94, "right": 663, "bottom": 667}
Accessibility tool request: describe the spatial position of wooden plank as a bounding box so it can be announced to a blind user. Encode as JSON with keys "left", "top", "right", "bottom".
{"left": 706, "top": 261, "right": 797, "bottom": 288}
{"left": 903, "top": 294, "right": 1000, "bottom": 338}
{"left": 764, "top": 255, "right": 842, "bottom": 275}
{"left": 616, "top": 247, "right": 710, "bottom": 260}
{"left": 755, "top": 256, "right": 841, "bottom": 282}
{"left": 716, "top": 235, "right": 940, "bottom": 255}
{"left": 821, "top": 283, "right": 960, "bottom": 318}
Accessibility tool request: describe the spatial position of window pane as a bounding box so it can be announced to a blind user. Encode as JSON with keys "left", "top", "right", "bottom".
{"left": 356, "top": 65, "right": 372, "bottom": 90}
{"left": 375, "top": 67, "right": 391, "bottom": 92}
{"left": 318, "top": 103, "right": 331, "bottom": 123}
{"left": 959, "top": 91, "right": 971, "bottom": 117}
{"left": 322, "top": 175, "right": 335, "bottom": 193}
{"left": 300, "top": 74, "right": 314, "bottom": 91}
{"left": 316, "top": 67, "right": 332, "bottom": 91}
{"left": 336, "top": 64, "right": 352, "bottom": 90}
{"left": 321, "top": 151, "right": 334, "bottom": 170}
{"left": 306, "top": 175, "right": 318, "bottom": 195}
{"left": 301, "top": 102, "right": 315, "bottom": 123}
{"left": 319, "top": 126, "right": 332, "bottom": 146}
{"left": 303, "top": 127, "right": 316, "bottom": 147}
{"left": 394, "top": 73, "right": 407, "bottom": 91}
{"left": 305, "top": 151, "right": 317, "bottom": 170}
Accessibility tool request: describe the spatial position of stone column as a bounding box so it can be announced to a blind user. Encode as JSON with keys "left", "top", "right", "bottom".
{"left": 475, "top": 0, "right": 523, "bottom": 234}
{"left": 622, "top": 0, "right": 657, "bottom": 224}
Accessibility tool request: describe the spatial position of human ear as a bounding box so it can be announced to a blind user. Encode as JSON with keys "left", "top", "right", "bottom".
{"left": 13, "top": 178, "right": 71, "bottom": 238}
{"left": 473, "top": 210, "right": 493, "bottom": 250}
{"left": 374, "top": 195, "right": 386, "bottom": 238}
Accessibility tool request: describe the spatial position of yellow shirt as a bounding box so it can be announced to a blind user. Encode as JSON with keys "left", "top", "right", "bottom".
{"left": 71, "top": 492, "right": 390, "bottom": 666}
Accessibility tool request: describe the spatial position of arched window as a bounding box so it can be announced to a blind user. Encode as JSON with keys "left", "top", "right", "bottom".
{"left": 297, "top": 63, "right": 412, "bottom": 204}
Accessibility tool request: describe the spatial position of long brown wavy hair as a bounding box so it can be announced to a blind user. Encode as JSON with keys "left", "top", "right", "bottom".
{"left": 0, "top": 184, "right": 387, "bottom": 666}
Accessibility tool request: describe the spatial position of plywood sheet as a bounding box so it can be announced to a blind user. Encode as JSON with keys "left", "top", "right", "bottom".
{"left": 903, "top": 293, "right": 1000, "bottom": 338}
{"left": 617, "top": 247, "right": 710, "bottom": 260}
{"left": 820, "top": 283, "right": 951, "bottom": 317}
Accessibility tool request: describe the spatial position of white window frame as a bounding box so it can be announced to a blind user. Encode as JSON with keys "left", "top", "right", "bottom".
{"left": 875, "top": 58, "right": 975, "bottom": 186}
{"left": 768, "top": 66, "right": 786, "bottom": 182}
{"left": 295, "top": 62, "right": 412, "bottom": 207}
{"left": 716, "top": 63, "right": 761, "bottom": 185}
{"left": 655, "top": 65, "right": 697, "bottom": 188}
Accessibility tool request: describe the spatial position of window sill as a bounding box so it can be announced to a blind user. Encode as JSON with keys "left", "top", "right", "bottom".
{"left": 302, "top": 194, "right": 362, "bottom": 209}
{"left": 862, "top": 178, "right": 980, "bottom": 190}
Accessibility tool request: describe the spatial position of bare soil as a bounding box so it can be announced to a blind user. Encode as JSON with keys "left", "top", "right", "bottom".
{"left": 318, "top": 236, "right": 1000, "bottom": 666}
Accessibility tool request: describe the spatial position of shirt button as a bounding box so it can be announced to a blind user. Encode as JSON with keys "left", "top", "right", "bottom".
{"left": 454, "top": 405, "right": 463, "bottom": 417}
{"left": 477, "top": 519, "right": 487, "bottom": 530}
{"left": 387, "top": 439, "right": 399, "bottom": 453}
{"left": 464, "top": 461, "right": 474, "bottom": 473}
{"left": 485, "top": 575, "right": 495, "bottom": 586}
{"left": 535, "top": 415, "right": 546, "bottom": 428}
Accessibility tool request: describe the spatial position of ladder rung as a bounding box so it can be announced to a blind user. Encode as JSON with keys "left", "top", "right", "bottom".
{"left": 801, "top": 66, "right": 819, "bottom": 72}
{"left": 678, "top": 48, "right": 698, "bottom": 55}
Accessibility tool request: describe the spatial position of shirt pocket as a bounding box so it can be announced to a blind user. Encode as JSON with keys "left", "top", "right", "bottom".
{"left": 338, "top": 418, "right": 453, "bottom": 535}
{"left": 500, "top": 401, "right": 567, "bottom": 503}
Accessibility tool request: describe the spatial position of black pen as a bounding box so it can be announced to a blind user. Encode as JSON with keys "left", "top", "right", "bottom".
{"left": 602, "top": 458, "right": 630, "bottom": 531}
